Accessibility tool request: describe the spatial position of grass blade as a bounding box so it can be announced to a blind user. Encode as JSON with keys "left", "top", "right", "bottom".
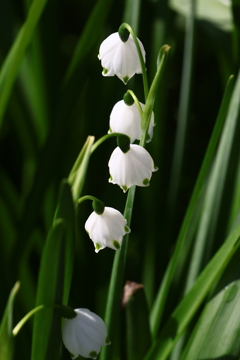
{"left": 150, "top": 74, "right": 235, "bottom": 337}
{"left": 0, "top": 0, "right": 49, "bottom": 129}
{"left": 181, "top": 280, "right": 240, "bottom": 359}
{"left": 144, "top": 223, "right": 240, "bottom": 360}
{"left": 31, "top": 219, "right": 65, "bottom": 360}
{"left": 0, "top": 282, "right": 20, "bottom": 360}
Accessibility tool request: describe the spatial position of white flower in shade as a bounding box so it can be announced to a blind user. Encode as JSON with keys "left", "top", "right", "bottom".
{"left": 98, "top": 32, "right": 146, "bottom": 84}
{"left": 62, "top": 308, "right": 110, "bottom": 359}
{"left": 108, "top": 100, "right": 155, "bottom": 143}
{"left": 85, "top": 207, "right": 130, "bottom": 252}
{"left": 108, "top": 144, "right": 157, "bottom": 192}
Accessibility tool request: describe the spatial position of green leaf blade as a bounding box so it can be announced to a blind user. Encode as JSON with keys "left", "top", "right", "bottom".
{"left": 181, "top": 281, "right": 240, "bottom": 359}
{"left": 0, "top": 282, "right": 20, "bottom": 360}
{"left": 55, "top": 180, "right": 76, "bottom": 305}
{"left": 0, "top": 0, "right": 49, "bottom": 129}
{"left": 125, "top": 283, "right": 152, "bottom": 360}
{"left": 31, "top": 219, "right": 65, "bottom": 360}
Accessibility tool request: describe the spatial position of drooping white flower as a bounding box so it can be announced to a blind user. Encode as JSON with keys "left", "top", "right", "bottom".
{"left": 108, "top": 144, "right": 158, "bottom": 192}
{"left": 98, "top": 32, "right": 146, "bottom": 84}
{"left": 108, "top": 100, "right": 155, "bottom": 143}
{"left": 85, "top": 207, "right": 130, "bottom": 252}
{"left": 62, "top": 308, "right": 110, "bottom": 359}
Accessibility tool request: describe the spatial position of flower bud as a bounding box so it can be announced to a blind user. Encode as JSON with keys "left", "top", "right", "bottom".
{"left": 117, "top": 134, "right": 130, "bottom": 153}
{"left": 118, "top": 24, "right": 130, "bottom": 42}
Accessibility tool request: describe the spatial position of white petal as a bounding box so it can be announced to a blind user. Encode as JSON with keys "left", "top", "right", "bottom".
{"left": 62, "top": 309, "right": 109, "bottom": 359}
{"left": 108, "top": 145, "right": 156, "bottom": 191}
{"left": 109, "top": 100, "right": 155, "bottom": 142}
{"left": 85, "top": 207, "right": 130, "bottom": 252}
{"left": 98, "top": 32, "right": 146, "bottom": 83}
{"left": 109, "top": 100, "right": 142, "bottom": 142}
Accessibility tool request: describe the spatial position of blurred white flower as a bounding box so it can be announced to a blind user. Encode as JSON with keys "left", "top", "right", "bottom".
{"left": 98, "top": 32, "right": 146, "bottom": 84}
{"left": 108, "top": 100, "right": 154, "bottom": 143}
{"left": 108, "top": 144, "right": 157, "bottom": 192}
{"left": 85, "top": 207, "right": 130, "bottom": 252}
{"left": 62, "top": 308, "right": 110, "bottom": 359}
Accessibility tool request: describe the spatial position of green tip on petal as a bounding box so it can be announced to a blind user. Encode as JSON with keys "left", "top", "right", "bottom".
{"left": 95, "top": 243, "right": 101, "bottom": 251}
{"left": 109, "top": 175, "right": 113, "bottom": 181}
{"left": 142, "top": 178, "right": 149, "bottom": 186}
{"left": 123, "top": 75, "right": 129, "bottom": 84}
{"left": 122, "top": 185, "right": 128, "bottom": 192}
{"left": 89, "top": 351, "right": 98, "bottom": 359}
{"left": 113, "top": 240, "right": 121, "bottom": 250}
{"left": 106, "top": 336, "right": 111, "bottom": 345}
{"left": 154, "top": 164, "right": 158, "bottom": 171}
{"left": 118, "top": 24, "right": 130, "bottom": 42}
{"left": 103, "top": 68, "right": 108, "bottom": 74}
{"left": 124, "top": 225, "right": 130, "bottom": 233}
{"left": 123, "top": 91, "right": 134, "bottom": 106}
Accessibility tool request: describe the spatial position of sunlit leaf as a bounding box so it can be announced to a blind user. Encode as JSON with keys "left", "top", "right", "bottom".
{"left": 181, "top": 280, "right": 240, "bottom": 359}
{"left": 170, "top": 0, "right": 233, "bottom": 31}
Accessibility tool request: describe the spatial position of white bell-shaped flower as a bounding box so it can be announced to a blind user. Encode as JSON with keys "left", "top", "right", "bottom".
{"left": 108, "top": 144, "right": 157, "bottom": 192}
{"left": 85, "top": 207, "right": 130, "bottom": 252}
{"left": 98, "top": 32, "right": 146, "bottom": 84}
{"left": 108, "top": 100, "right": 155, "bottom": 143}
{"left": 62, "top": 308, "right": 110, "bottom": 359}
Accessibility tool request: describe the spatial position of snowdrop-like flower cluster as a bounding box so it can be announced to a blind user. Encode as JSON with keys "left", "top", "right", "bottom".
{"left": 98, "top": 25, "right": 157, "bottom": 193}
{"left": 85, "top": 206, "right": 130, "bottom": 252}
{"left": 62, "top": 308, "right": 110, "bottom": 359}
{"left": 79, "top": 25, "right": 157, "bottom": 254}
{"left": 62, "top": 24, "right": 159, "bottom": 360}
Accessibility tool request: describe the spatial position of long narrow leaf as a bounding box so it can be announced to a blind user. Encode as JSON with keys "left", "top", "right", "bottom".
{"left": 54, "top": 180, "right": 76, "bottom": 305}
{"left": 150, "top": 74, "right": 235, "bottom": 337}
{"left": 31, "top": 219, "right": 65, "bottom": 360}
{"left": 181, "top": 280, "right": 240, "bottom": 359}
{"left": 0, "top": 282, "right": 20, "bottom": 360}
{"left": 147, "top": 66, "right": 240, "bottom": 359}
{"left": 124, "top": 283, "right": 152, "bottom": 360}
{"left": 144, "top": 223, "right": 240, "bottom": 360}
{"left": 63, "top": 0, "right": 114, "bottom": 85}
{"left": 185, "top": 69, "right": 240, "bottom": 290}
{"left": 0, "top": 0, "right": 49, "bottom": 129}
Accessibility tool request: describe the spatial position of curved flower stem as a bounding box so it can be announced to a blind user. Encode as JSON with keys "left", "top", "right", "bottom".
{"left": 90, "top": 133, "right": 129, "bottom": 155}
{"left": 78, "top": 195, "right": 100, "bottom": 205}
{"left": 12, "top": 305, "right": 45, "bottom": 336}
{"left": 12, "top": 303, "right": 76, "bottom": 337}
{"left": 127, "top": 89, "right": 143, "bottom": 116}
{"left": 121, "top": 22, "right": 149, "bottom": 100}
